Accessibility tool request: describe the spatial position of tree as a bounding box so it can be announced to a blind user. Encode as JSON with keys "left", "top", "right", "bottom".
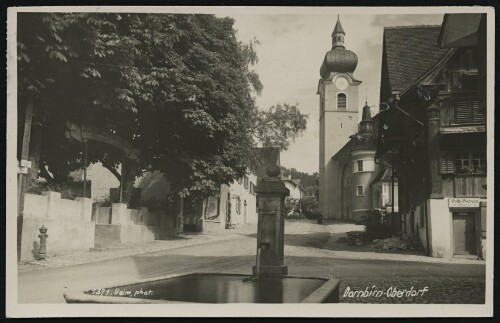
{"left": 252, "top": 104, "right": 308, "bottom": 151}
{"left": 17, "top": 13, "right": 308, "bottom": 202}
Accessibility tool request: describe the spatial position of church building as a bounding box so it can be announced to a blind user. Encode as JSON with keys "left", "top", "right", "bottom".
{"left": 318, "top": 16, "right": 398, "bottom": 221}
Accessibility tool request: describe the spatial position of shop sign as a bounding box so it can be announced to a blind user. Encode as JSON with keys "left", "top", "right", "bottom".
{"left": 449, "top": 198, "right": 480, "bottom": 208}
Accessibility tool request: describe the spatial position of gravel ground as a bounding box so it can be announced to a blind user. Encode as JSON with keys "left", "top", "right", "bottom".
{"left": 339, "top": 277, "right": 485, "bottom": 304}
{"left": 322, "top": 220, "right": 484, "bottom": 265}
{"left": 18, "top": 223, "right": 257, "bottom": 273}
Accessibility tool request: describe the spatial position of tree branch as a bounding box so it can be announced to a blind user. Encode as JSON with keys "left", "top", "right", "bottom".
{"left": 102, "top": 162, "right": 122, "bottom": 182}
{"left": 39, "top": 164, "right": 54, "bottom": 183}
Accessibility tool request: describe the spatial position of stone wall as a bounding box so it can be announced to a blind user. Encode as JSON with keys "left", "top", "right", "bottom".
{"left": 19, "top": 192, "right": 95, "bottom": 261}
{"left": 107, "top": 203, "right": 161, "bottom": 243}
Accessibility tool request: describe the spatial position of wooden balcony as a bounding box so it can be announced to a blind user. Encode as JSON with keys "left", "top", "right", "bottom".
{"left": 442, "top": 175, "right": 487, "bottom": 198}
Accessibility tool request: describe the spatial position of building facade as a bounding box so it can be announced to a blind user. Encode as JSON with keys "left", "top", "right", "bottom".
{"left": 318, "top": 16, "right": 398, "bottom": 222}
{"left": 281, "top": 176, "right": 303, "bottom": 200}
{"left": 377, "top": 16, "right": 487, "bottom": 259}
{"left": 329, "top": 103, "right": 398, "bottom": 222}
{"left": 318, "top": 16, "right": 361, "bottom": 219}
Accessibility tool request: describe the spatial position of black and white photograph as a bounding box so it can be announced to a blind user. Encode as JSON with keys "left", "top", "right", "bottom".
{"left": 6, "top": 5, "right": 494, "bottom": 318}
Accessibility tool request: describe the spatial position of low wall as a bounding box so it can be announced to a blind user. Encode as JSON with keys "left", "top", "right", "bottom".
{"left": 94, "top": 224, "right": 121, "bottom": 247}
{"left": 96, "top": 206, "right": 112, "bottom": 224}
{"left": 120, "top": 224, "right": 160, "bottom": 243}
{"left": 108, "top": 203, "right": 163, "bottom": 243}
{"left": 20, "top": 192, "right": 95, "bottom": 261}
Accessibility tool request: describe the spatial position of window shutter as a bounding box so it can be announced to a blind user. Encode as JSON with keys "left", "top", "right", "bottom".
{"left": 337, "top": 93, "right": 346, "bottom": 110}
{"left": 472, "top": 99, "right": 485, "bottom": 123}
{"left": 440, "top": 152, "right": 455, "bottom": 174}
{"left": 455, "top": 100, "right": 471, "bottom": 123}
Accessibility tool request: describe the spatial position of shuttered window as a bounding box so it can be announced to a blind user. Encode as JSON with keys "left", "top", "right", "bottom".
{"left": 472, "top": 100, "right": 485, "bottom": 123}
{"left": 455, "top": 99, "right": 484, "bottom": 124}
{"left": 441, "top": 151, "right": 487, "bottom": 174}
{"left": 440, "top": 151, "right": 455, "bottom": 174}
{"left": 337, "top": 93, "right": 346, "bottom": 110}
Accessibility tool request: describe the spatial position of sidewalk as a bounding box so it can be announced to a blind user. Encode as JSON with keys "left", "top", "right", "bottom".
{"left": 18, "top": 223, "right": 257, "bottom": 273}
{"left": 322, "top": 220, "right": 485, "bottom": 265}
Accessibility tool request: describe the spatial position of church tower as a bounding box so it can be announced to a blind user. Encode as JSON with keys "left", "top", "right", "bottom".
{"left": 318, "top": 15, "right": 361, "bottom": 218}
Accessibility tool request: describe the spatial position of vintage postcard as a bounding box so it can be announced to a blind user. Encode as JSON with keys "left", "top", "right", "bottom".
{"left": 6, "top": 5, "right": 494, "bottom": 318}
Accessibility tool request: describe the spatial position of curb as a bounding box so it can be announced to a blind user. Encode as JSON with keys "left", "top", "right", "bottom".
{"left": 18, "top": 230, "right": 249, "bottom": 272}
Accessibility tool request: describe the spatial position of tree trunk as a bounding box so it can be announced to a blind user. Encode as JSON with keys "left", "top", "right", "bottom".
{"left": 27, "top": 122, "right": 42, "bottom": 188}
{"left": 120, "top": 158, "right": 136, "bottom": 206}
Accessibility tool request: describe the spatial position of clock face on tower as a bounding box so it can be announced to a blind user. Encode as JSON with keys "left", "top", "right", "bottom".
{"left": 335, "top": 77, "right": 349, "bottom": 90}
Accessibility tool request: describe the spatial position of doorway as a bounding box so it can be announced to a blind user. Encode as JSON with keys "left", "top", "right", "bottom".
{"left": 452, "top": 211, "right": 477, "bottom": 255}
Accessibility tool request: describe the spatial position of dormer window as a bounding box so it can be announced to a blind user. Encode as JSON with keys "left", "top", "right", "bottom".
{"left": 337, "top": 93, "right": 347, "bottom": 110}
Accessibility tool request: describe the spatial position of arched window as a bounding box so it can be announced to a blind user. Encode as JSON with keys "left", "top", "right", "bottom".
{"left": 337, "top": 93, "right": 347, "bottom": 110}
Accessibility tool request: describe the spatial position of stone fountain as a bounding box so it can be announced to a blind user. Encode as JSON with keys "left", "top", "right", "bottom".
{"left": 63, "top": 166, "right": 340, "bottom": 303}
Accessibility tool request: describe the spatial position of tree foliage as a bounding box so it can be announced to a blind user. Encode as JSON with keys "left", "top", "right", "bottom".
{"left": 17, "top": 13, "right": 308, "bottom": 199}
{"left": 252, "top": 104, "right": 308, "bottom": 151}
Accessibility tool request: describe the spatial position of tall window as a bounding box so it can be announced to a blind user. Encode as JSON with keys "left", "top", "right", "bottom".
{"left": 455, "top": 152, "right": 470, "bottom": 173}
{"left": 244, "top": 176, "right": 249, "bottom": 189}
{"left": 357, "top": 160, "right": 363, "bottom": 172}
{"left": 356, "top": 185, "right": 364, "bottom": 196}
{"left": 337, "top": 93, "right": 347, "bottom": 110}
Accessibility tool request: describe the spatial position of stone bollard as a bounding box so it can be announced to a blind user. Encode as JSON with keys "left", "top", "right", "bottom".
{"left": 38, "top": 225, "right": 48, "bottom": 260}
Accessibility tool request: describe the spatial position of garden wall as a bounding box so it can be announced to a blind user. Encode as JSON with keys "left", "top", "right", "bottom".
{"left": 19, "top": 192, "right": 95, "bottom": 261}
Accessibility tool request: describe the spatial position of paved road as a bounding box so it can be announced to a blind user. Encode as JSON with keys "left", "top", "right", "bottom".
{"left": 18, "top": 220, "right": 485, "bottom": 303}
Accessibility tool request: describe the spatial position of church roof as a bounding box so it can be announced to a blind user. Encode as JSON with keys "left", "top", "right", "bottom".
{"left": 361, "top": 103, "right": 372, "bottom": 122}
{"left": 320, "top": 15, "right": 358, "bottom": 78}
{"left": 371, "top": 167, "right": 398, "bottom": 186}
{"left": 381, "top": 25, "right": 450, "bottom": 97}
{"left": 332, "top": 16, "right": 345, "bottom": 35}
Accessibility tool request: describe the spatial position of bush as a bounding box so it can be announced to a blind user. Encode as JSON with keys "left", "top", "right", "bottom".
{"left": 95, "top": 194, "right": 111, "bottom": 207}
{"left": 357, "top": 209, "right": 393, "bottom": 240}
{"left": 304, "top": 208, "right": 321, "bottom": 220}
{"left": 299, "top": 196, "right": 321, "bottom": 219}
{"left": 285, "top": 211, "right": 305, "bottom": 220}
{"left": 26, "top": 180, "right": 77, "bottom": 200}
{"left": 285, "top": 197, "right": 299, "bottom": 215}
{"left": 142, "top": 198, "right": 167, "bottom": 212}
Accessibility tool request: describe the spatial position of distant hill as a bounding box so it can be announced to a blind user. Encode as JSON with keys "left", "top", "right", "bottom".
{"left": 280, "top": 167, "right": 318, "bottom": 188}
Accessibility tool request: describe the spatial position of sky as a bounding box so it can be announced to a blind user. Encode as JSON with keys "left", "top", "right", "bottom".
{"left": 225, "top": 13, "right": 443, "bottom": 174}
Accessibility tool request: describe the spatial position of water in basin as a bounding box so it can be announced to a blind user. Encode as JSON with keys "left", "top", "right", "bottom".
{"left": 85, "top": 274, "right": 327, "bottom": 303}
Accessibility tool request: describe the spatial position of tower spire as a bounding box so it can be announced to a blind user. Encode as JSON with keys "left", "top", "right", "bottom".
{"left": 331, "top": 15, "right": 345, "bottom": 48}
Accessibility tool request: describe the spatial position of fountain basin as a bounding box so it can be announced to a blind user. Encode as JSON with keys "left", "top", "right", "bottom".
{"left": 63, "top": 273, "right": 340, "bottom": 303}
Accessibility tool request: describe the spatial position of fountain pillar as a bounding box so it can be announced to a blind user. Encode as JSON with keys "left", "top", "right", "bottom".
{"left": 252, "top": 165, "right": 290, "bottom": 277}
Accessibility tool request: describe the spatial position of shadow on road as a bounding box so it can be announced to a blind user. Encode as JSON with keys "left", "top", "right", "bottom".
{"left": 125, "top": 253, "right": 485, "bottom": 281}
{"left": 238, "top": 231, "right": 330, "bottom": 249}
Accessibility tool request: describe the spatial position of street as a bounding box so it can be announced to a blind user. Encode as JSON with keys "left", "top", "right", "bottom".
{"left": 18, "top": 220, "right": 485, "bottom": 304}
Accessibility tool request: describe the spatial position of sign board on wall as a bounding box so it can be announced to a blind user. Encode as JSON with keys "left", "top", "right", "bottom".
{"left": 449, "top": 198, "right": 480, "bottom": 208}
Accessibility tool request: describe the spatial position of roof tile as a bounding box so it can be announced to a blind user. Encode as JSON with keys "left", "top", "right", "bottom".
{"left": 383, "top": 25, "right": 450, "bottom": 95}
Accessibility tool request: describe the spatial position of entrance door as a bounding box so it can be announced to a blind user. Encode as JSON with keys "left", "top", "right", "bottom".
{"left": 453, "top": 211, "right": 477, "bottom": 255}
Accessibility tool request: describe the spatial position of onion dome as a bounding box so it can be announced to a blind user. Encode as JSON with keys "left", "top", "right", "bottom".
{"left": 320, "top": 16, "right": 358, "bottom": 79}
